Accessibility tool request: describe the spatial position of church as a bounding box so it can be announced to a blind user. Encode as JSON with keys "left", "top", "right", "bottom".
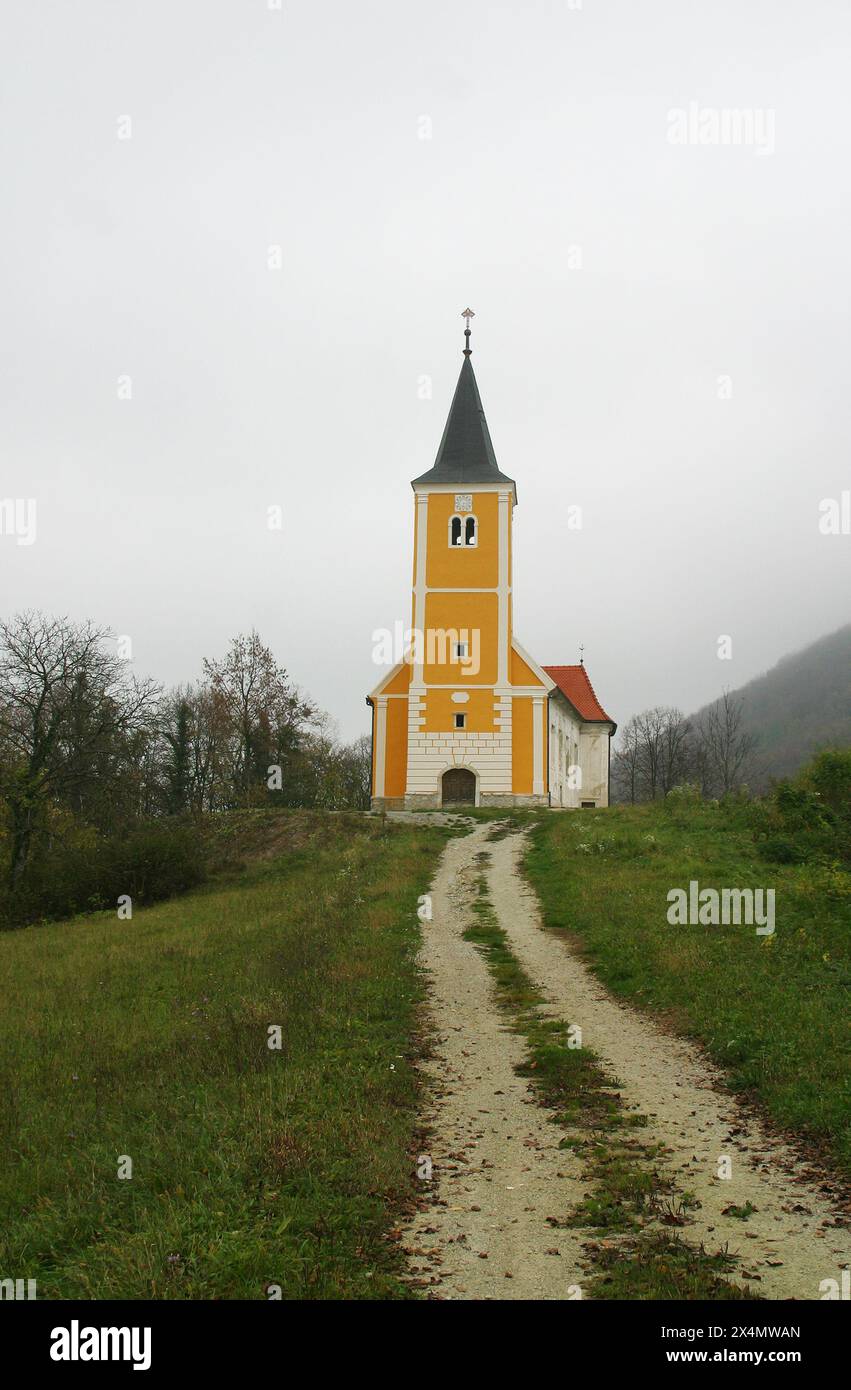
{"left": 368, "top": 314, "right": 616, "bottom": 810}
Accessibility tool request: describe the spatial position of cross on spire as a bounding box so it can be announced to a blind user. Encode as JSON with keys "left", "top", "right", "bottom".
{"left": 461, "top": 307, "right": 475, "bottom": 356}
{"left": 579, "top": 643, "right": 585, "bottom": 666}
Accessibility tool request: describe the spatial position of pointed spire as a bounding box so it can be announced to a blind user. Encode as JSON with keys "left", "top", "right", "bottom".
{"left": 411, "top": 312, "right": 515, "bottom": 490}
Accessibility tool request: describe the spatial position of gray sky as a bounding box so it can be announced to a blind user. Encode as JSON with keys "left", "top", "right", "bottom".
{"left": 2, "top": 0, "right": 850, "bottom": 740}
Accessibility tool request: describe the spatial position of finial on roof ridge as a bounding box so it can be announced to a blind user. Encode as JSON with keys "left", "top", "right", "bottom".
{"left": 461, "top": 306, "right": 475, "bottom": 356}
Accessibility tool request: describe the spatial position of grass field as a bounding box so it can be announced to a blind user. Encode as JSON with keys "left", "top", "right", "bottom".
{"left": 3, "top": 792, "right": 847, "bottom": 1301}
{"left": 0, "top": 811, "right": 444, "bottom": 1299}
{"left": 524, "top": 800, "right": 851, "bottom": 1177}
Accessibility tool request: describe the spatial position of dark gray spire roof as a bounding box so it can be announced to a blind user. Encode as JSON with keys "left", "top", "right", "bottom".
{"left": 411, "top": 354, "right": 515, "bottom": 489}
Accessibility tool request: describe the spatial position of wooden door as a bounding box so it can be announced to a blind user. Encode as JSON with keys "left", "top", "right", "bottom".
{"left": 442, "top": 768, "right": 476, "bottom": 805}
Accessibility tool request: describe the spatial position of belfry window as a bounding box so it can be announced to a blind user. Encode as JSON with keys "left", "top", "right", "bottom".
{"left": 449, "top": 514, "right": 478, "bottom": 547}
{"left": 454, "top": 713, "right": 466, "bottom": 730}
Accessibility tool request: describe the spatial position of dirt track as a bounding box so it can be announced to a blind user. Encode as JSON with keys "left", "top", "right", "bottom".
{"left": 404, "top": 823, "right": 851, "bottom": 1301}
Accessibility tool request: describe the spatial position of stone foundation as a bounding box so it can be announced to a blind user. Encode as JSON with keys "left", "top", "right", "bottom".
{"left": 479, "top": 792, "right": 550, "bottom": 808}
{"left": 371, "top": 792, "right": 552, "bottom": 811}
{"left": 370, "top": 796, "right": 407, "bottom": 812}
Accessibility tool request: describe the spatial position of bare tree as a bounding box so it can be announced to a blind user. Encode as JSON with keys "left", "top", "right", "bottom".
{"left": 0, "top": 612, "right": 159, "bottom": 887}
{"left": 633, "top": 706, "right": 670, "bottom": 800}
{"left": 613, "top": 706, "right": 693, "bottom": 802}
{"left": 659, "top": 707, "right": 692, "bottom": 796}
{"left": 697, "top": 689, "right": 758, "bottom": 795}
{"left": 612, "top": 715, "right": 642, "bottom": 804}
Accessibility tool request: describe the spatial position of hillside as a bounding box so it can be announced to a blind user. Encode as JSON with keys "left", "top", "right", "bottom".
{"left": 0, "top": 810, "right": 445, "bottom": 1299}
{"left": 692, "top": 623, "right": 851, "bottom": 787}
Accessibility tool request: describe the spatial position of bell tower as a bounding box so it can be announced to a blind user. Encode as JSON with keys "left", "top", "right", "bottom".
{"left": 368, "top": 311, "right": 561, "bottom": 810}
{"left": 403, "top": 311, "right": 520, "bottom": 806}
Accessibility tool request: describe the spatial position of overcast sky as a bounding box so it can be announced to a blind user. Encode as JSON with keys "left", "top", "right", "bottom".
{"left": 2, "top": 0, "right": 849, "bottom": 740}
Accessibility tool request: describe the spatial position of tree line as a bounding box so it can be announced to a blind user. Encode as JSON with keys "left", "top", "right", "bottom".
{"left": 0, "top": 612, "right": 371, "bottom": 891}
{"left": 611, "top": 692, "right": 758, "bottom": 804}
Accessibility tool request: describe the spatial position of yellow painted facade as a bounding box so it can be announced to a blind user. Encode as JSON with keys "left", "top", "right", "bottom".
{"left": 369, "top": 473, "right": 551, "bottom": 806}
{"left": 422, "top": 588, "right": 499, "bottom": 686}
{"left": 383, "top": 699, "right": 408, "bottom": 798}
{"left": 511, "top": 696, "right": 534, "bottom": 794}
{"left": 510, "top": 647, "right": 540, "bottom": 686}
{"left": 425, "top": 492, "right": 502, "bottom": 590}
{"left": 422, "top": 687, "right": 496, "bottom": 734}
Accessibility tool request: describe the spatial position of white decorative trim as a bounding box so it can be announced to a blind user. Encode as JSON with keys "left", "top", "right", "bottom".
{"left": 497, "top": 490, "right": 509, "bottom": 687}
{"left": 374, "top": 697, "right": 388, "bottom": 797}
{"left": 405, "top": 714, "right": 514, "bottom": 797}
{"left": 532, "top": 695, "right": 545, "bottom": 795}
{"left": 412, "top": 481, "right": 517, "bottom": 502}
{"left": 498, "top": 684, "right": 548, "bottom": 697}
{"left": 411, "top": 493, "right": 428, "bottom": 686}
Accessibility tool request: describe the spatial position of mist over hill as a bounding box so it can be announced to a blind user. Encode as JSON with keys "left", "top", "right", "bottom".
{"left": 691, "top": 623, "right": 851, "bottom": 789}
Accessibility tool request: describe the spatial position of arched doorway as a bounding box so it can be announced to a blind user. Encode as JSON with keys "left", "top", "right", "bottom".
{"left": 441, "top": 767, "right": 476, "bottom": 806}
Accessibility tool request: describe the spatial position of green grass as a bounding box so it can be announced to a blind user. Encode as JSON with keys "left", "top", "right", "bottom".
{"left": 585, "top": 1233, "right": 745, "bottom": 1301}
{"left": 463, "top": 838, "right": 752, "bottom": 1299}
{"left": 525, "top": 802, "right": 851, "bottom": 1176}
{"left": 0, "top": 811, "right": 445, "bottom": 1299}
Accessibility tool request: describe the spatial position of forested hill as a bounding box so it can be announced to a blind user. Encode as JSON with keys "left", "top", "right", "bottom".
{"left": 692, "top": 623, "right": 851, "bottom": 787}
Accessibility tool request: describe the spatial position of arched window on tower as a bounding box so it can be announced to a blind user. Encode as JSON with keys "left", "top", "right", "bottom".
{"left": 448, "top": 514, "right": 478, "bottom": 547}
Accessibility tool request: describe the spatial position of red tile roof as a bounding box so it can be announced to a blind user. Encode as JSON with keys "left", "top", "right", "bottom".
{"left": 543, "top": 665, "right": 613, "bottom": 724}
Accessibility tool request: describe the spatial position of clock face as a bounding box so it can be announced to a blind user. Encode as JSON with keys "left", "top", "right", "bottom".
{"left": 454, "top": 493, "right": 473, "bottom": 512}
